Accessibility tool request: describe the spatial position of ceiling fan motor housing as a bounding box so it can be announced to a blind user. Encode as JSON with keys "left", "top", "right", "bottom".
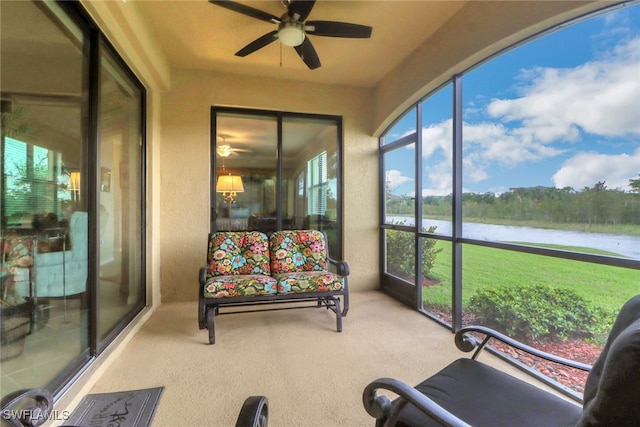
{"left": 278, "top": 15, "right": 305, "bottom": 47}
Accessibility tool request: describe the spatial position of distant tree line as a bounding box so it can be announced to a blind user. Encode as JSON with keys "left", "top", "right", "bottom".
{"left": 387, "top": 175, "right": 640, "bottom": 226}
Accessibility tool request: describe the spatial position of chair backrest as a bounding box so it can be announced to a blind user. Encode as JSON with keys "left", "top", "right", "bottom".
{"left": 578, "top": 294, "right": 640, "bottom": 426}
{"left": 269, "top": 230, "right": 328, "bottom": 274}
{"left": 207, "top": 231, "right": 271, "bottom": 277}
{"left": 68, "top": 211, "right": 88, "bottom": 259}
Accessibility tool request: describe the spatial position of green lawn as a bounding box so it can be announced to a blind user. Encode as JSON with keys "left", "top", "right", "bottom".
{"left": 424, "top": 241, "right": 639, "bottom": 312}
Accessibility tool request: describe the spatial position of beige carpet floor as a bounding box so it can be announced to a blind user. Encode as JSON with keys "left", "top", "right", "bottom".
{"left": 74, "top": 291, "right": 551, "bottom": 426}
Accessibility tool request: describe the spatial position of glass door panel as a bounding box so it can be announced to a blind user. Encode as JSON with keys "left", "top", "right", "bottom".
{"left": 1, "top": 0, "right": 90, "bottom": 394}
{"left": 97, "top": 44, "right": 144, "bottom": 343}
{"left": 212, "top": 109, "right": 343, "bottom": 259}
{"left": 215, "top": 113, "right": 278, "bottom": 233}
{"left": 283, "top": 116, "right": 341, "bottom": 258}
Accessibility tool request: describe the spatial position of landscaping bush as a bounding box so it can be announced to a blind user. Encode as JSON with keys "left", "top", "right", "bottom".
{"left": 386, "top": 224, "right": 442, "bottom": 280}
{"left": 469, "top": 284, "right": 614, "bottom": 343}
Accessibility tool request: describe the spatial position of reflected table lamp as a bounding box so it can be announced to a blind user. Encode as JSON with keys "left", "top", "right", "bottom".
{"left": 216, "top": 174, "right": 244, "bottom": 204}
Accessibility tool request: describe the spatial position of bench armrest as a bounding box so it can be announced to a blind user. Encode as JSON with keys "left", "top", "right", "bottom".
{"left": 199, "top": 266, "right": 208, "bottom": 287}
{"left": 455, "top": 325, "right": 592, "bottom": 372}
{"left": 363, "top": 377, "right": 471, "bottom": 427}
{"left": 328, "top": 257, "right": 350, "bottom": 276}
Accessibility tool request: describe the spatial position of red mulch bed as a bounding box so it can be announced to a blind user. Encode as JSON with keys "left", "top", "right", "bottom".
{"left": 425, "top": 304, "right": 602, "bottom": 393}
{"left": 489, "top": 338, "right": 601, "bottom": 393}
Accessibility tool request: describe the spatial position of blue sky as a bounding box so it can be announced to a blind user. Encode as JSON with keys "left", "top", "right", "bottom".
{"left": 386, "top": 3, "right": 640, "bottom": 197}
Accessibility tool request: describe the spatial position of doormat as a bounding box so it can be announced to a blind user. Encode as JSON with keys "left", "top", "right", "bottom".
{"left": 65, "top": 387, "right": 163, "bottom": 427}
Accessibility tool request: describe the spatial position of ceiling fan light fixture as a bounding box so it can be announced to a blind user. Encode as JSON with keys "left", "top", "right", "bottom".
{"left": 217, "top": 144, "right": 232, "bottom": 157}
{"left": 278, "top": 22, "right": 305, "bottom": 47}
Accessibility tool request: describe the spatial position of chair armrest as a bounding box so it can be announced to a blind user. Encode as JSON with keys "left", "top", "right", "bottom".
{"left": 235, "top": 396, "right": 268, "bottom": 427}
{"left": 455, "top": 325, "right": 592, "bottom": 372}
{"left": 328, "top": 257, "right": 350, "bottom": 276}
{"left": 1, "top": 388, "right": 53, "bottom": 427}
{"left": 363, "top": 378, "right": 471, "bottom": 427}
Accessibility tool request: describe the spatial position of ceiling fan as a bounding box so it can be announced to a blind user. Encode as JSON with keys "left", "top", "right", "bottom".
{"left": 216, "top": 136, "right": 253, "bottom": 157}
{"left": 209, "top": 0, "right": 372, "bottom": 70}
{"left": 216, "top": 144, "right": 252, "bottom": 157}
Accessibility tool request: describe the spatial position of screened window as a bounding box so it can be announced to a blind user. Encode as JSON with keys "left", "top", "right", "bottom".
{"left": 379, "top": 2, "right": 639, "bottom": 399}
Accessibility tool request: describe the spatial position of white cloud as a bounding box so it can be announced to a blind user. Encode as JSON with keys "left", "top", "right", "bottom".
{"left": 385, "top": 169, "right": 413, "bottom": 190}
{"left": 552, "top": 148, "right": 640, "bottom": 190}
{"left": 423, "top": 161, "right": 453, "bottom": 196}
{"left": 464, "top": 36, "right": 639, "bottom": 186}
{"left": 463, "top": 154, "right": 489, "bottom": 183}
{"left": 421, "top": 122, "right": 452, "bottom": 158}
{"left": 420, "top": 121, "right": 454, "bottom": 195}
{"left": 487, "top": 37, "right": 640, "bottom": 139}
{"left": 463, "top": 121, "right": 566, "bottom": 167}
{"left": 409, "top": 35, "right": 639, "bottom": 194}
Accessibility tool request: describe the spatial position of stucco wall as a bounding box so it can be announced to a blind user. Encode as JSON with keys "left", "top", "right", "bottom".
{"left": 159, "top": 69, "right": 378, "bottom": 302}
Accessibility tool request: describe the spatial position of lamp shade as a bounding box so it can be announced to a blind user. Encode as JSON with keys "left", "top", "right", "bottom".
{"left": 216, "top": 174, "right": 244, "bottom": 193}
{"left": 69, "top": 172, "right": 81, "bottom": 191}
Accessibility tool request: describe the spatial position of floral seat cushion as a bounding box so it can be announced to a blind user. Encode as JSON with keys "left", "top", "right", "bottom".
{"left": 207, "top": 231, "right": 271, "bottom": 277}
{"left": 269, "top": 230, "right": 328, "bottom": 274}
{"left": 204, "top": 275, "right": 277, "bottom": 298}
{"left": 274, "top": 271, "right": 344, "bottom": 294}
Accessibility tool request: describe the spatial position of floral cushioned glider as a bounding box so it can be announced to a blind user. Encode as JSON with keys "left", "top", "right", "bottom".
{"left": 204, "top": 231, "right": 277, "bottom": 298}
{"left": 198, "top": 229, "right": 349, "bottom": 344}
{"left": 269, "top": 230, "right": 344, "bottom": 293}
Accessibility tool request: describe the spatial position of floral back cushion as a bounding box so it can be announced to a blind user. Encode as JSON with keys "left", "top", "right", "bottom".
{"left": 207, "top": 231, "right": 271, "bottom": 278}
{"left": 1, "top": 236, "right": 34, "bottom": 268}
{"left": 269, "top": 230, "right": 328, "bottom": 274}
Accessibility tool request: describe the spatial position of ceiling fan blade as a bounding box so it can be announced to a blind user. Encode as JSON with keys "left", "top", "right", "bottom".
{"left": 294, "top": 38, "right": 321, "bottom": 70}
{"left": 235, "top": 31, "right": 278, "bottom": 57}
{"left": 209, "top": 0, "right": 280, "bottom": 24}
{"left": 305, "top": 20, "right": 372, "bottom": 38}
{"left": 288, "top": 0, "right": 316, "bottom": 22}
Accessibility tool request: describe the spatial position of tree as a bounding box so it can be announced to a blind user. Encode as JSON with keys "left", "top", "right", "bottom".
{"left": 629, "top": 174, "right": 640, "bottom": 194}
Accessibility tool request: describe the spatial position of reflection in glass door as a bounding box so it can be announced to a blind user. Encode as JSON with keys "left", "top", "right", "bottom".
{"left": 1, "top": 0, "right": 90, "bottom": 395}
{"left": 283, "top": 116, "right": 341, "bottom": 258}
{"left": 1, "top": 0, "right": 146, "bottom": 397}
{"left": 214, "top": 113, "right": 278, "bottom": 233}
{"left": 97, "top": 44, "right": 145, "bottom": 344}
{"left": 212, "top": 109, "right": 343, "bottom": 260}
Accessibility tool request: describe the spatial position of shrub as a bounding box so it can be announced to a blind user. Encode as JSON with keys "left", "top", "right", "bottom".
{"left": 469, "top": 284, "right": 615, "bottom": 343}
{"left": 386, "top": 223, "right": 442, "bottom": 280}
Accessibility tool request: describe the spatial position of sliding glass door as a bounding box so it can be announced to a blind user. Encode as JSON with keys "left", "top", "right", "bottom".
{"left": 211, "top": 108, "right": 343, "bottom": 260}
{"left": 1, "top": 0, "right": 91, "bottom": 394}
{"left": 1, "top": 0, "right": 146, "bottom": 398}
{"left": 283, "top": 116, "right": 341, "bottom": 257}
{"left": 97, "top": 43, "right": 145, "bottom": 346}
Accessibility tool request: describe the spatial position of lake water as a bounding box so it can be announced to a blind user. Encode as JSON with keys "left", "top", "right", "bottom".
{"left": 388, "top": 216, "right": 640, "bottom": 261}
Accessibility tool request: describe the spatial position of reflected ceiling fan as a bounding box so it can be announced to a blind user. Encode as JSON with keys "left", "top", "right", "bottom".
{"left": 216, "top": 136, "right": 253, "bottom": 157}
{"left": 209, "top": 0, "right": 372, "bottom": 70}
